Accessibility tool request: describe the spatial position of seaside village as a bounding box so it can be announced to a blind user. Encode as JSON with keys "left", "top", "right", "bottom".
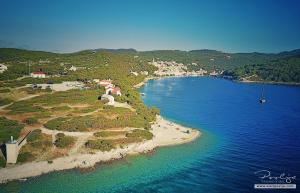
{"left": 150, "top": 59, "right": 212, "bottom": 76}
{"left": 2, "top": 69, "right": 122, "bottom": 164}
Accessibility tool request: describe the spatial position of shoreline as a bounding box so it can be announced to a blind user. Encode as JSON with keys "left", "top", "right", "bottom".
{"left": 134, "top": 74, "right": 206, "bottom": 89}
{"left": 238, "top": 79, "right": 300, "bottom": 86}
{"left": 134, "top": 75, "right": 300, "bottom": 89}
{"left": 0, "top": 116, "right": 200, "bottom": 184}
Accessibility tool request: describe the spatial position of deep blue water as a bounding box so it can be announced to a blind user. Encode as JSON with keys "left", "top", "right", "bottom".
{"left": 1, "top": 77, "right": 299, "bottom": 193}
{"left": 139, "top": 77, "right": 300, "bottom": 193}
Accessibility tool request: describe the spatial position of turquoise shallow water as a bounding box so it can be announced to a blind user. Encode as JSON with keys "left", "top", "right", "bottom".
{"left": 1, "top": 77, "right": 299, "bottom": 193}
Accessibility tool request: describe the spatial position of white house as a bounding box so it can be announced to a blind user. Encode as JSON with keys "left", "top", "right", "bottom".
{"left": 93, "top": 79, "right": 100, "bottom": 83}
{"left": 140, "top": 71, "right": 148, "bottom": 75}
{"left": 30, "top": 72, "right": 46, "bottom": 78}
{"left": 130, "top": 71, "right": 139, "bottom": 76}
{"left": 111, "top": 87, "right": 121, "bottom": 96}
{"left": 105, "top": 86, "right": 121, "bottom": 96}
{"left": 101, "top": 94, "right": 114, "bottom": 105}
{"left": 0, "top": 64, "right": 8, "bottom": 73}
{"left": 69, "top": 65, "right": 77, "bottom": 71}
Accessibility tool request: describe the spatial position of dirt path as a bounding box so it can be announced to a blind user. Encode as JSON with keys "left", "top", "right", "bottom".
{"left": 112, "top": 102, "right": 134, "bottom": 111}
{"left": 69, "top": 135, "right": 91, "bottom": 155}
{"left": 0, "top": 103, "right": 13, "bottom": 110}
{"left": 17, "top": 94, "right": 40, "bottom": 101}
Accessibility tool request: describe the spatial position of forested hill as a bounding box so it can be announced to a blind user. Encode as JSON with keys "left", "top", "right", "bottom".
{"left": 0, "top": 48, "right": 157, "bottom": 82}
{"left": 223, "top": 54, "right": 300, "bottom": 83}
{"left": 136, "top": 49, "right": 300, "bottom": 83}
{"left": 136, "top": 49, "right": 300, "bottom": 71}
{"left": 0, "top": 48, "right": 300, "bottom": 83}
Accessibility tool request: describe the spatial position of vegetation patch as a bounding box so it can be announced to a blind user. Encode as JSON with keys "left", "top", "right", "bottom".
{"left": 34, "top": 111, "right": 52, "bottom": 119}
{"left": 50, "top": 106, "right": 72, "bottom": 112}
{"left": 85, "top": 139, "right": 114, "bottom": 151}
{"left": 44, "top": 117, "right": 70, "bottom": 130}
{"left": 23, "top": 117, "right": 38, "bottom": 125}
{"left": 72, "top": 106, "right": 99, "bottom": 114}
{"left": 54, "top": 133, "right": 75, "bottom": 148}
{"left": 6, "top": 101, "right": 45, "bottom": 114}
{"left": 27, "top": 129, "right": 42, "bottom": 142}
{"left": 0, "top": 88, "right": 10, "bottom": 93}
{"left": 18, "top": 132, "right": 52, "bottom": 163}
{"left": 0, "top": 155, "right": 6, "bottom": 168}
{"left": 0, "top": 98, "right": 12, "bottom": 106}
{"left": 17, "top": 152, "right": 35, "bottom": 163}
{"left": 94, "top": 131, "right": 126, "bottom": 138}
{"left": 126, "top": 129, "right": 153, "bottom": 140}
{"left": 0, "top": 116, "right": 24, "bottom": 143}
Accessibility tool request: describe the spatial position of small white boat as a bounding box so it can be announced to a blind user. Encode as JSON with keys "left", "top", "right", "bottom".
{"left": 19, "top": 178, "right": 27, "bottom": 182}
{"left": 140, "top": 93, "right": 146, "bottom": 96}
{"left": 259, "top": 87, "right": 267, "bottom": 104}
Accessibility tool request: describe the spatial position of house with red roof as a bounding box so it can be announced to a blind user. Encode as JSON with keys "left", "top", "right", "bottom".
{"left": 105, "top": 86, "right": 121, "bottom": 96}
{"left": 98, "top": 79, "right": 112, "bottom": 87}
{"left": 30, "top": 71, "right": 46, "bottom": 78}
{"left": 111, "top": 87, "right": 121, "bottom": 96}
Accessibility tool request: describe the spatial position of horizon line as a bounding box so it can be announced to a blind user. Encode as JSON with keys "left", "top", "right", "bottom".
{"left": 0, "top": 46, "right": 299, "bottom": 55}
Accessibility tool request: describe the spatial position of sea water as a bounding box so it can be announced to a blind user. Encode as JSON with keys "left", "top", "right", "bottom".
{"left": 1, "top": 77, "right": 299, "bottom": 193}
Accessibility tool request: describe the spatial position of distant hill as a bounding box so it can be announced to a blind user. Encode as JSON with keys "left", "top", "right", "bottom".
{"left": 223, "top": 54, "right": 300, "bottom": 83}
{"left": 0, "top": 47, "right": 299, "bottom": 83}
{"left": 93, "top": 48, "right": 137, "bottom": 54}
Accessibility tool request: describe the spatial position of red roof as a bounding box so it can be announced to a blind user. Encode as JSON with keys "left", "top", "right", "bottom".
{"left": 113, "top": 87, "right": 120, "bottom": 91}
{"left": 100, "top": 80, "right": 111, "bottom": 83}
{"left": 32, "top": 72, "right": 45, "bottom": 74}
{"left": 112, "top": 87, "right": 121, "bottom": 93}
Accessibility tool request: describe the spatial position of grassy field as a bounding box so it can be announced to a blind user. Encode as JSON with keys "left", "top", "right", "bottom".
{"left": 54, "top": 133, "right": 75, "bottom": 148}
{"left": 0, "top": 116, "right": 24, "bottom": 143}
{"left": 18, "top": 130, "right": 52, "bottom": 163}
{"left": 94, "top": 131, "right": 126, "bottom": 137}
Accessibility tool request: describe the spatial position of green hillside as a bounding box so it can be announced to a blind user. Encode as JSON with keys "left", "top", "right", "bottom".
{"left": 223, "top": 55, "right": 300, "bottom": 83}
{"left": 0, "top": 48, "right": 300, "bottom": 83}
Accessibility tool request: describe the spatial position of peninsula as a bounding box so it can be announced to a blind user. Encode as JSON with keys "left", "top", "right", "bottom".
{"left": 0, "top": 49, "right": 200, "bottom": 183}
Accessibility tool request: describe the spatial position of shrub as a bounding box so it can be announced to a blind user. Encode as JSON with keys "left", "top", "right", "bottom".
{"left": 54, "top": 133, "right": 75, "bottom": 148}
{"left": 27, "top": 129, "right": 42, "bottom": 142}
{"left": 0, "top": 116, "right": 24, "bottom": 143}
{"left": 0, "top": 88, "right": 10, "bottom": 93}
{"left": 85, "top": 139, "right": 114, "bottom": 151}
{"left": 17, "top": 152, "right": 35, "bottom": 163}
{"left": 23, "top": 117, "right": 38, "bottom": 125}
{"left": 0, "top": 98, "right": 12, "bottom": 106}
{"left": 44, "top": 117, "right": 70, "bottom": 130}
{"left": 0, "top": 156, "right": 5, "bottom": 168}
{"left": 45, "top": 87, "right": 52, "bottom": 92}
{"left": 94, "top": 131, "right": 126, "bottom": 137}
{"left": 126, "top": 129, "right": 153, "bottom": 140}
{"left": 6, "top": 102, "right": 45, "bottom": 114}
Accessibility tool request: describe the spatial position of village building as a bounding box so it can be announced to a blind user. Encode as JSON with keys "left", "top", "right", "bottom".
{"left": 0, "top": 63, "right": 8, "bottom": 73}
{"left": 93, "top": 79, "right": 100, "bottom": 83}
{"left": 69, "top": 65, "right": 77, "bottom": 71}
{"left": 130, "top": 71, "right": 139, "bottom": 76}
{"left": 30, "top": 71, "right": 46, "bottom": 78}
{"left": 140, "top": 71, "right": 149, "bottom": 75}
{"left": 98, "top": 79, "right": 112, "bottom": 87}
{"left": 111, "top": 87, "right": 121, "bottom": 96}
{"left": 105, "top": 86, "right": 121, "bottom": 96}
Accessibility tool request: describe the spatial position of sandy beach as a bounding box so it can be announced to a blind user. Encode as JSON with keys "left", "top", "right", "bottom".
{"left": 0, "top": 116, "right": 200, "bottom": 184}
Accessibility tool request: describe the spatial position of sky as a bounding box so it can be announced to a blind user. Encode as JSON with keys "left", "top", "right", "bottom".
{"left": 0, "top": 0, "right": 300, "bottom": 53}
